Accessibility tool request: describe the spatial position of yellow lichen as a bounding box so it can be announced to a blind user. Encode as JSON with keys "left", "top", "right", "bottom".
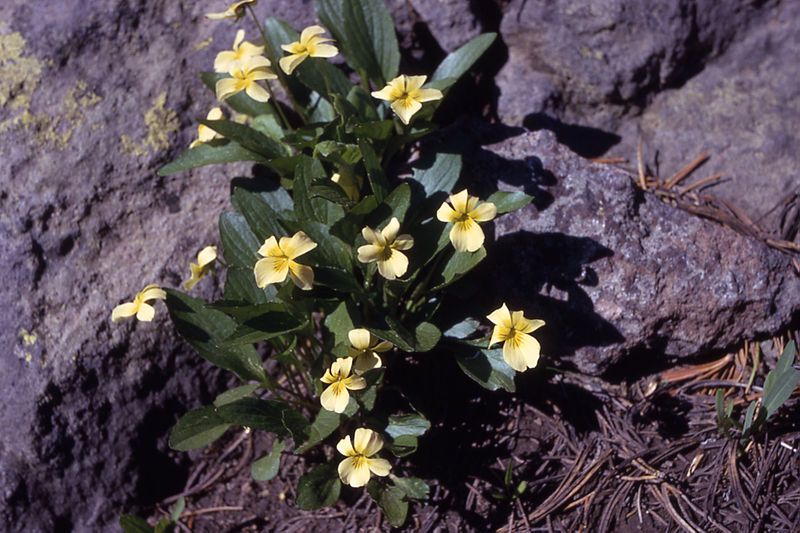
{"left": 194, "top": 37, "right": 213, "bottom": 51}
{"left": 19, "top": 328, "right": 37, "bottom": 346}
{"left": 120, "top": 92, "right": 179, "bottom": 156}
{"left": 19, "top": 81, "right": 101, "bottom": 148}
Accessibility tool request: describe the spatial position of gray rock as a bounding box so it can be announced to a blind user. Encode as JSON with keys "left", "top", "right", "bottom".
{"left": 408, "top": 0, "right": 482, "bottom": 52}
{"left": 474, "top": 129, "right": 800, "bottom": 375}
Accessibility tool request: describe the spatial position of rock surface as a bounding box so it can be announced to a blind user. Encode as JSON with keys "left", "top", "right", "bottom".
{"left": 495, "top": 0, "right": 799, "bottom": 220}
{"left": 474, "top": 129, "right": 800, "bottom": 375}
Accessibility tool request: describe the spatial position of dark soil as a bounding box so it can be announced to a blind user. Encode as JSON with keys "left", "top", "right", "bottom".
{"left": 144, "top": 332, "right": 800, "bottom": 532}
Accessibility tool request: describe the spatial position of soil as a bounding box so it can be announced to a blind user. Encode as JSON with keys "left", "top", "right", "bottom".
{"left": 144, "top": 332, "right": 800, "bottom": 532}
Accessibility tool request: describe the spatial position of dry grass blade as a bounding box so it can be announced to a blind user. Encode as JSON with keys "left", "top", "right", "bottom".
{"left": 664, "top": 151, "right": 710, "bottom": 189}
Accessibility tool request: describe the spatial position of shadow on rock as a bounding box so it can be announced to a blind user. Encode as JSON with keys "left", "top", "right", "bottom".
{"left": 523, "top": 113, "right": 621, "bottom": 158}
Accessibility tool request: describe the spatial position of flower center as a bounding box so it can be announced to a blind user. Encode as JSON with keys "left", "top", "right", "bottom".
{"left": 351, "top": 454, "right": 368, "bottom": 468}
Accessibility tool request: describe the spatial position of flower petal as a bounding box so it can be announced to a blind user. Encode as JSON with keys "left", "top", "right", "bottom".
{"left": 310, "top": 43, "right": 338, "bottom": 58}
{"left": 362, "top": 430, "right": 384, "bottom": 457}
{"left": 371, "top": 85, "right": 396, "bottom": 101}
{"left": 346, "top": 375, "right": 367, "bottom": 391}
{"left": 390, "top": 97, "right": 422, "bottom": 125}
{"left": 348, "top": 328, "right": 372, "bottom": 350}
{"left": 279, "top": 52, "right": 308, "bottom": 75}
{"left": 367, "top": 458, "right": 392, "bottom": 477}
{"left": 488, "top": 325, "right": 509, "bottom": 348}
{"left": 197, "top": 245, "right": 217, "bottom": 267}
{"left": 470, "top": 201, "right": 497, "bottom": 222}
{"left": 215, "top": 77, "right": 241, "bottom": 101}
{"left": 503, "top": 333, "right": 541, "bottom": 372}
{"left": 321, "top": 383, "right": 349, "bottom": 413}
{"left": 253, "top": 257, "right": 289, "bottom": 288}
{"left": 405, "top": 75, "right": 427, "bottom": 92}
{"left": 111, "top": 302, "right": 138, "bottom": 322}
{"left": 353, "top": 428, "right": 374, "bottom": 454}
{"left": 257, "top": 236, "right": 281, "bottom": 257}
{"left": 486, "top": 303, "right": 512, "bottom": 327}
{"left": 344, "top": 459, "right": 372, "bottom": 488}
{"left": 377, "top": 250, "right": 408, "bottom": 280}
{"left": 353, "top": 352, "right": 381, "bottom": 373}
{"left": 450, "top": 219, "right": 484, "bottom": 252}
{"left": 373, "top": 340, "right": 393, "bottom": 353}
{"left": 449, "top": 189, "right": 470, "bottom": 213}
{"left": 233, "top": 29, "right": 245, "bottom": 49}
{"left": 415, "top": 87, "right": 443, "bottom": 103}
{"left": 336, "top": 435, "right": 355, "bottom": 457}
{"left": 436, "top": 201, "right": 459, "bottom": 222}
{"left": 281, "top": 231, "right": 317, "bottom": 259}
{"left": 357, "top": 244, "right": 385, "bottom": 264}
{"left": 135, "top": 302, "right": 156, "bottom": 322}
{"left": 288, "top": 261, "right": 314, "bottom": 290}
{"left": 393, "top": 234, "right": 414, "bottom": 251}
{"left": 300, "top": 25, "right": 327, "bottom": 43}
{"left": 214, "top": 50, "right": 239, "bottom": 73}
{"left": 521, "top": 318, "right": 546, "bottom": 334}
{"left": 361, "top": 225, "right": 385, "bottom": 246}
{"left": 381, "top": 217, "right": 400, "bottom": 243}
{"left": 244, "top": 82, "right": 271, "bottom": 102}
{"left": 337, "top": 356, "right": 354, "bottom": 376}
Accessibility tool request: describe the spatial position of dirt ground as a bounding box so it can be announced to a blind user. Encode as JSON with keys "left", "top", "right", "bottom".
{"left": 142, "top": 331, "right": 800, "bottom": 532}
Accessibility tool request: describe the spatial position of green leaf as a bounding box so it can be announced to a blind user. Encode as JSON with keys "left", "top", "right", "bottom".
{"left": 251, "top": 440, "right": 285, "bottom": 481}
{"left": 431, "top": 248, "right": 487, "bottom": 291}
{"left": 762, "top": 341, "right": 800, "bottom": 419}
{"left": 214, "top": 384, "right": 260, "bottom": 407}
{"left": 223, "top": 304, "right": 305, "bottom": 345}
{"left": 444, "top": 318, "right": 480, "bottom": 339}
{"left": 742, "top": 401, "right": 757, "bottom": 436}
{"left": 487, "top": 190, "right": 534, "bottom": 214}
{"left": 296, "top": 402, "right": 357, "bottom": 454}
{"left": 295, "top": 220, "right": 354, "bottom": 272}
{"left": 220, "top": 212, "right": 261, "bottom": 269}
{"left": 325, "top": 301, "right": 359, "bottom": 346}
{"left": 455, "top": 347, "right": 516, "bottom": 392}
{"left": 347, "top": 85, "right": 380, "bottom": 121}
{"left": 120, "top": 515, "right": 155, "bottom": 533}
{"left": 169, "top": 405, "right": 230, "bottom": 451}
{"left": 309, "top": 179, "right": 353, "bottom": 207}
{"left": 352, "top": 120, "right": 394, "bottom": 140}
{"left": 358, "top": 139, "right": 390, "bottom": 202}
{"left": 414, "top": 322, "right": 442, "bottom": 352}
{"left": 224, "top": 266, "right": 276, "bottom": 304}
{"left": 316, "top": 0, "right": 400, "bottom": 85}
{"left": 158, "top": 142, "right": 268, "bottom": 176}
{"left": 409, "top": 150, "right": 463, "bottom": 197}
{"left": 390, "top": 476, "right": 430, "bottom": 500}
{"left": 369, "top": 325, "right": 414, "bottom": 353}
{"left": 296, "top": 463, "right": 342, "bottom": 510}
{"left": 294, "top": 156, "right": 344, "bottom": 224}
{"left": 201, "top": 71, "right": 276, "bottom": 117}
{"left": 370, "top": 485, "right": 408, "bottom": 528}
{"left": 251, "top": 114, "right": 284, "bottom": 141}
{"left": 386, "top": 434, "right": 418, "bottom": 457}
{"left": 169, "top": 497, "right": 185, "bottom": 522}
{"left": 431, "top": 33, "right": 497, "bottom": 88}
{"left": 216, "top": 397, "right": 308, "bottom": 441}
{"left": 232, "top": 187, "right": 287, "bottom": 241}
{"left": 385, "top": 413, "right": 431, "bottom": 439}
{"left": 201, "top": 119, "right": 287, "bottom": 159}
{"left": 165, "top": 289, "right": 267, "bottom": 382}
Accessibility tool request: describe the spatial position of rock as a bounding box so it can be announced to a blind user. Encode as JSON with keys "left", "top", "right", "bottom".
{"left": 408, "top": 0, "right": 482, "bottom": 52}
{"left": 472, "top": 129, "right": 800, "bottom": 375}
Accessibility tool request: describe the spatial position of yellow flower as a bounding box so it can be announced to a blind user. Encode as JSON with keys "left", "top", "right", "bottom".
{"left": 331, "top": 167, "right": 363, "bottom": 202}
{"left": 183, "top": 246, "right": 218, "bottom": 290}
{"left": 347, "top": 328, "right": 393, "bottom": 373}
{"left": 357, "top": 217, "right": 414, "bottom": 280}
{"left": 279, "top": 25, "right": 339, "bottom": 75}
{"left": 487, "top": 304, "right": 545, "bottom": 372}
{"left": 436, "top": 189, "right": 497, "bottom": 252}
{"left": 190, "top": 107, "right": 224, "bottom": 149}
{"left": 205, "top": 0, "right": 256, "bottom": 20}
{"left": 371, "top": 75, "right": 443, "bottom": 125}
{"left": 214, "top": 29, "right": 267, "bottom": 73}
{"left": 215, "top": 62, "right": 277, "bottom": 103}
{"left": 320, "top": 357, "right": 367, "bottom": 413}
{"left": 253, "top": 231, "right": 317, "bottom": 290}
{"left": 111, "top": 284, "right": 166, "bottom": 322}
{"left": 336, "top": 428, "right": 392, "bottom": 488}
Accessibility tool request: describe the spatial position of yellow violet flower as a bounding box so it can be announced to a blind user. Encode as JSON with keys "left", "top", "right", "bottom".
{"left": 357, "top": 217, "right": 414, "bottom": 280}
{"left": 214, "top": 29, "right": 267, "bottom": 73}
{"left": 205, "top": 0, "right": 256, "bottom": 20}
{"left": 111, "top": 284, "right": 166, "bottom": 323}
{"left": 183, "top": 246, "right": 218, "bottom": 290}
{"left": 331, "top": 167, "right": 363, "bottom": 202}
{"left": 487, "top": 304, "right": 545, "bottom": 372}
{"left": 279, "top": 25, "right": 339, "bottom": 75}
{"left": 253, "top": 231, "right": 317, "bottom": 290}
{"left": 337, "top": 428, "right": 392, "bottom": 488}
{"left": 190, "top": 107, "right": 224, "bottom": 149}
{"left": 320, "top": 357, "right": 367, "bottom": 413}
{"left": 348, "top": 328, "right": 393, "bottom": 373}
{"left": 216, "top": 62, "right": 277, "bottom": 103}
{"left": 371, "top": 75, "right": 443, "bottom": 125}
{"left": 436, "top": 189, "right": 497, "bottom": 252}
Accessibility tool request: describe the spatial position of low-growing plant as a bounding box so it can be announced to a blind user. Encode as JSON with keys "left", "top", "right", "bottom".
{"left": 715, "top": 341, "right": 799, "bottom": 446}
{"left": 113, "top": 0, "right": 544, "bottom": 525}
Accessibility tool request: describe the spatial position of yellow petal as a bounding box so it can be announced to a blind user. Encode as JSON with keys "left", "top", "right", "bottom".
{"left": 346, "top": 375, "right": 367, "bottom": 391}
{"left": 214, "top": 50, "right": 239, "bottom": 73}
{"left": 253, "top": 257, "right": 289, "bottom": 288}
{"left": 281, "top": 42, "right": 304, "bottom": 53}
{"left": 257, "top": 236, "right": 281, "bottom": 257}
{"left": 238, "top": 41, "right": 265, "bottom": 58}
{"left": 353, "top": 428, "right": 375, "bottom": 454}
{"left": 488, "top": 324, "right": 509, "bottom": 348}
{"left": 233, "top": 29, "right": 245, "bottom": 49}
{"left": 405, "top": 75, "right": 427, "bottom": 92}
{"left": 336, "top": 435, "right": 356, "bottom": 457}
{"left": 111, "top": 302, "right": 138, "bottom": 322}
{"left": 377, "top": 250, "right": 408, "bottom": 280}
{"left": 336, "top": 356, "right": 354, "bottom": 376}
{"left": 348, "top": 328, "right": 373, "bottom": 350}
{"left": 450, "top": 218, "right": 484, "bottom": 252}
{"left": 197, "top": 246, "right": 218, "bottom": 267}
{"left": 279, "top": 52, "right": 308, "bottom": 75}
{"left": 361, "top": 225, "right": 385, "bottom": 246}
{"left": 487, "top": 303, "right": 512, "bottom": 327}
{"left": 353, "top": 352, "right": 381, "bottom": 373}
{"left": 140, "top": 285, "right": 166, "bottom": 302}
{"left": 502, "top": 333, "right": 541, "bottom": 372}
{"left": 367, "top": 458, "right": 392, "bottom": 477}
{"left": 287, "top": 261, "right": 314, "bottom": 290}
{"left": 362, "top": 429, "right": 384, "bottom": 456}
{"left": 320, "top": 382, "right": 349, "bottom": 413}
{"left": 470, "top": 201, "right": 497, "bottom": 222}
{"left": 449, "top": 189, "right": 470, "bottom": 213}
{"left": 341, "top": 458, "right": 372, "bottom": 487}
{"left": 244, "top": 82, "right": 270, "bottom": 102}
{"left": 300, "top": 25, "right": 327, "bottom": 43}
{"left": 242, "top": 56, "right": 273, "bottom": 71}
{"left": 520, "top": 318, "right": 546, "bottom": 335}
{"left": 215, "top": 77, "right": 242, "bottom": 101}
{"left": 390, "top": 97, "right": 422, "bottom": 125}
{"left": 415, "top": 87, "right": 443, "bottom": 103}
{"left": 357, "top": 244, "right": 385, "bottom": 264}
{"left": 135, "top": 302, "right": 156, "bottom": 322}
{"left": 371, "top": 85, "right": 397, "bottom": 101}
{"left": 320, "top": 369, "right": 336, "bottom": 384}
{"left": 310, "top": 43, "right": 338, "bottom": 58}
{"left": 381, "top": 217, "right": 400, "bottom": 243}
{"left": 436, "top": 201, "right": 459, "bottom": 222}
{"left": 280, "top": 231, "right": 317, "bottom": 259}
{"left": 393, "top": 234, "right": 414, "bottom": 251}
